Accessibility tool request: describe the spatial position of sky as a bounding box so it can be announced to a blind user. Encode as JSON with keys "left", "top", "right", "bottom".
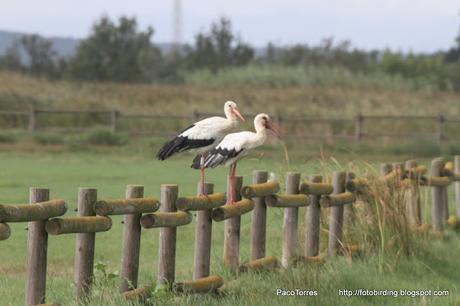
{"left": 1, "top": 0, "right": 459, "bottom": 53}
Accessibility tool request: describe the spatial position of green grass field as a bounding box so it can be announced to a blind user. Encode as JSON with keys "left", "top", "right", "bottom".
{"left": 0, "top": 149, "right": 459, "bottom": 306}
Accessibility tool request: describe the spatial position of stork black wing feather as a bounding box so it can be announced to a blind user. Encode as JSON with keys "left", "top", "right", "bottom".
{"left": 157, "top": 132, "right": 215, "bottom": 160}
{"left": 191, "top": 154, "right": 202, "bottom": 169}
{"left": 195, "top": 147, "right": 243, "bottom": 168}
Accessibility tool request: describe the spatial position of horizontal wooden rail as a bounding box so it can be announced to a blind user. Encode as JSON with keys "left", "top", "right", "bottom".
{"left": 122, "top": 285, "right": 151, "bottom": 301}
{"left": 265, "top": 194, "right": 310, "bottom": 207}
{"left": 405, "top": 165, "right": 427, "bottom": 179}
{"left": 140, "top": 211, "right": 192, "bottom": 228}
{"left": 299, "top": 182, "right": 333, "bottom": 195}
{"left": 0, "top": 223, "right": 11, "bottom": 240}
{"left": 36, "top": 109, "right": 110, "bottom": 114}
{"left": 379, "top": 170, "right": 403, "bottom": 183}
{"left": 363, "top": 115, "right": 438, "bottom": 120}
{"left": 45, "top": 216, "right": 112, "bottom": 235}
{"left": 174, "top": 275, "right": 224, "bottom": 293}
{"left": 241, "top": 181, "right": 280, "bottom": 198}
{"left": 239, "top": 255, "right": 277, "bottom": 272}
{"left": 122, "top": 113, "right": 191, "bottom": 120}
{"left": 452, "top": 173, "right": 460, "bottom": 182}
{"left": 345, "top": 178, "right": 368, "bottom": 192}
{"left": 212, "top": 199, "right": 255, "bottom": 222}
{"left": 0, "top": 111, "right": 29, "bottom": 116}
{"left": 176, "top": 193, "right": 226, "bottom": 211}
{"left": 420, "top": 176, "right": 451, "bottom": 187}
{"left": 94, "top": 198, "right": 160, "bottom": 215}
{"left": 293, "top": 255, "right": 325, "bottom": 265}
{"left": 441, "top": 161, "right": 454, "bottom": 177}
{"left": 320, "top": 192, "right": 356, "bottom": 207}
{"left": 0, "top": 200, "right": 67, "bottom": 222}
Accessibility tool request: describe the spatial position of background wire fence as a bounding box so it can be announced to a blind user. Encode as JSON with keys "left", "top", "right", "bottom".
{"left": 1, "top": 108, "right": 459, "bottom": 141}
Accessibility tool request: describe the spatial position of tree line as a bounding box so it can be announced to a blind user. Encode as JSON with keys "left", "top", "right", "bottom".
{"left": 1, "top": 15, "right": 460, "bottom": 91}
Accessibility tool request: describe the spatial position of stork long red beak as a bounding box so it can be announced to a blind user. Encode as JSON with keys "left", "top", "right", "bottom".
{"left": 232, "top": 108, "right": 245, "bottom": 121}
{"left": 266, "top": 120, "right": 281, "bottom": 138}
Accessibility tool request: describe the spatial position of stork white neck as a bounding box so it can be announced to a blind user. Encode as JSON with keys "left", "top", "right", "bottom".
{"left": 224, "top": 109, "right": 238, "bottom": 122}
{"left": 254, "top": 120, "right": 267, "bottom": 135}
{"left": 224, "top": 101, "right": 239, "bottom": 126}
{"left": 254, "top": 113, "right": 270, "bottom": 143}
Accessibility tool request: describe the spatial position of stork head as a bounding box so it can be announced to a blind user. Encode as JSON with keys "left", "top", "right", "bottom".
{"left": 224, "top": 101, "right": 245, "bottom": 122}
{"left": 254, "top": 113, "right": 281, "bottom": 138}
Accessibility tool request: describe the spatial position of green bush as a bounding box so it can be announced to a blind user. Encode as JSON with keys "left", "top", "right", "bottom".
{"left": 446, "top": 143, "right": 460, "bottom": 155}
{"left": 0, "top": 132, "right": 17, "bottom": 144}
{"left": 85, "top": 128, "right": 128, "bottom": 146}
{"left": 32, "top": 133, "right": 65, "bottom": 145}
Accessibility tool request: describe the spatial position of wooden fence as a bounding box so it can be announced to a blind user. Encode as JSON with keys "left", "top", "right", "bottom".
{"left": 1, "top": 108, "right": 460, "bottom": 141}
{"left": 1, "top": 156, "right": 460, "bottom": 305}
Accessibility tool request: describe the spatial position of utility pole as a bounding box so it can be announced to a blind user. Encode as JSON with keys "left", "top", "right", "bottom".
{"left": 173, "top": 0, "right": 183, "bottom": 53}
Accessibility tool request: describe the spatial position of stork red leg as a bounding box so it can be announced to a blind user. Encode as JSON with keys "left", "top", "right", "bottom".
{"left": 199, "top": 153, "right": 207, "bottom": 195}
{"left": 229, "top": 162, "right": 237, "bottom": 205}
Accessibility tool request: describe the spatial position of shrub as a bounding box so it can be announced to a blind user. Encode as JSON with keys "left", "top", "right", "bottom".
{"left": 32, "top": 133, "right": 65, "bottom": 145}
{"left": 85, "top": 128, "right": 128, "bottom": 146}
{"left": 0, "top": 132, "right": 17, "bottom": 144}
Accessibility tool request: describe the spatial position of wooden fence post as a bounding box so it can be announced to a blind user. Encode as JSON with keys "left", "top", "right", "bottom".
{"left": 223, "top": 176, "right": 243, "bottom": 269}
{"left": 157, "top": 184, "right": 178, "bottom": 287}
{"left": 110, "top": 109, "right": 118, "bottom": 133}
{"left": 25, "top": 188, "right": 49, "bottom": 306}
{"left": 455, "top": 156, "right": 460, "bottom": 217}
{"left": 250, "top": 170, "right": 269, "bottom": 261}
{"left": 119, "top": 185, "right": 144, "bottom": 293}
{"left": 442, "top": 186, "right": 449, "bottom": 222}
{"left": 74, "top": 188, "right": 97, "bottom": 300}
{"left": 354, "top": 113, "right": 363, "bottom": 141}
{"left": 305, "top": 176, "right": 322, "bottom": 257}
{"left": 431, "top": 158, "right": 445, "bottom": 232}
{"left": 193, "top": 182, "right": 214, "bottom": 280}
{"left": 343, "top": 172, "right": 356, "bottom": 226}
{"left": 436, "top": 114, "right": 445, "bottom": 142}
{"left": 328, "top": 171, "right": 346, "bottom": 256}
{"left": 28, "top": 106, "right": 37, "bottom": 133}
{"left": 405, "top": 160, "right": 421, "bottom": 225}
{"left": 281, "top": 172, "right": 300, "bottom": 268}
{"left": 392, "top": 162, "right": 404, "bottom": 173}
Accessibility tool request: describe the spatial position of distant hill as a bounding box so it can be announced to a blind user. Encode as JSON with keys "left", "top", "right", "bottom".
{"left": 0, "top": 29, "right": 177, "bottom": 59}
{"left": 0, "top": 30, "right": 80, "bottom": 58}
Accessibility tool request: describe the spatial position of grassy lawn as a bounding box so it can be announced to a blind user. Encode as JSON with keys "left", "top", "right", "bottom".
{"left": 0, "top": 151, "right": 459, "bottom": 305}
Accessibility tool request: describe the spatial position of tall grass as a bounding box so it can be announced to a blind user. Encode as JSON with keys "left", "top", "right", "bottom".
{"left": 182, "top": 65, "right": 445, "bottom": 91}
{"left": 1, "top": 71, "right": 460, "bottom": 119}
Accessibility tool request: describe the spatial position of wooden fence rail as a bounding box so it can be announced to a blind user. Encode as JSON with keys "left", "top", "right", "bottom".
{"left": 2, "top": 108, "right": 460, "bottom": 141}
{"left": 1, "top": 156, "right": 460, "bottom": 305}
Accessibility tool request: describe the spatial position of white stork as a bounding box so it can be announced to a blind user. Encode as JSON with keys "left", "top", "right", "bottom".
{"left": 192, "top": 113, "right": 280, "bottom": 204}
{"left": 157, "top": 101, "right": 244, "bottom": 194}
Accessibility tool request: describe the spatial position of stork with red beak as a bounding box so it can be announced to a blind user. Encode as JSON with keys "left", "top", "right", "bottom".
{"left": 157, "top": 101, "right": 244, "bottom": 195}
{"left": 192, "top": 113, "right": 280, "bottom": 204}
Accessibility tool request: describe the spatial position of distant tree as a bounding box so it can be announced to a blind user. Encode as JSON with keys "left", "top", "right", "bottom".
{"left": 0, "top": 41, "right": 23, "bottom": 71}
{"left": 67, "top": 16, "right": 162, "bottom": 82}
{"left": 20, "top": 34, "right": 58, "bottom": 77}
{"left": 263, "top": 42, "right": 279, "bottom": 64}
{"left": 186, "top": 17, "right": 254, "bottom": 72}
{"left": 279, "top": 44, "right": 308, "bottom": 66}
